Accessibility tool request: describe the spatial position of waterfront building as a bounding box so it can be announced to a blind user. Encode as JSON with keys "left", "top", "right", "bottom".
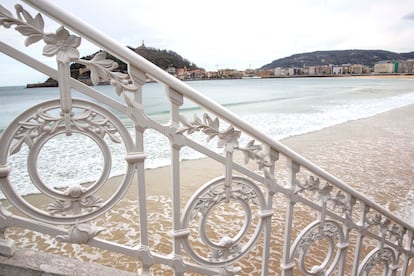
{"left": 288, "top": 67, "right": 301, "bottom": 76}
{"left": 332, "top": 65, "right": 343, "bottom": 75}
{"left": 218, "top": 69, "right": 242, "bottom": 78}
{"left": 188, "top": 68, "right": 206, "bottom": 79}
{"left": 309, "top": 65, "right": 331, "bottom": 75}
{"left": 374, "top": 61, "right": 395, "bottom": 73}
{"left": 166, "top": 66, "right": 176, "bottom": 75}
{"left": 350, "top": 64, "right": 369, "bottom": 74}
{"left": 176, "top": 68, "right": 187, "bottom": 80}
{"left": 398, "top": 59, "right": 414, "bottom": 73}
{"left": 274, "top": 67, "right": 283, "bottom": 76}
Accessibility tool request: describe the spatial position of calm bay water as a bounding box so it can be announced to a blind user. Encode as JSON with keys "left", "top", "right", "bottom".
{"left": 1, "top": 77, "right": 414, "bottom": 196}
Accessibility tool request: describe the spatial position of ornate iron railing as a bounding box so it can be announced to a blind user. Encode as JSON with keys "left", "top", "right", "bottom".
{"left": 0, "top": 1, "right": 413, "bottom": 275}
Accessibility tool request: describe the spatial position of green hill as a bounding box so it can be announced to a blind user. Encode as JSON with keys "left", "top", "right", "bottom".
{"left": 70, "top": 44, "right": 200, "bottom": 79}
{"left": 261, "top": 49, "right": 414, "bottom": 69}
{"left": 28, "top": 45, "right": 200, "bottom": 87}
{"left": 134, "top": 43, "right": 198, "bottom": 70}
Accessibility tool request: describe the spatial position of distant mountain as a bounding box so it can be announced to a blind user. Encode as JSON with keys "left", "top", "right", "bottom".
{"left": 28, "top": 44, "right": 200, "bottom": 87}
{"left": 134, "top": 43, "right": 199, "bottom": 70}
{"left": 70, "top": 44, "right": 200, "bottom": 79}
{"left": 261, "top": 50, "right": 414, "bottom": 69}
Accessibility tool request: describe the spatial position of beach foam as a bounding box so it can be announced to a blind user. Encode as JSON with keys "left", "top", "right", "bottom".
{"left": 5, "top": 89, "right": 414, "bottom": 198}
{"left": 3, "top": 102, "right": 414, "bottom": 274}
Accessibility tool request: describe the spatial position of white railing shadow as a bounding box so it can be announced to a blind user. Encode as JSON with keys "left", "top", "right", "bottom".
{"left": 0, "top": 1, "right": 413, "bottom": 275}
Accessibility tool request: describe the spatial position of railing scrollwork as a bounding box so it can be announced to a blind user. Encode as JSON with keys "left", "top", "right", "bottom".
{"left": 0, "top": 1, "right": 413, "bottom": 275}
{"left": 0, "top": 99, "right": 137, "bottom": 224}
{"left": 181, "top": 176, "right": 267, "bottom": 267}
{"left": 358, "top": 247, "right": 397, "bottom": 275}
{"left": 177, "top": 113, "right": 277, "bottom": 179}
{"left": 290, "top": 220, "right": 346, "bottom": 275}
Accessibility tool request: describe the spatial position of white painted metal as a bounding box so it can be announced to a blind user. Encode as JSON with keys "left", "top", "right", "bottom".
{"left": 0, "top": 1, "right": 413, "bottom": 275}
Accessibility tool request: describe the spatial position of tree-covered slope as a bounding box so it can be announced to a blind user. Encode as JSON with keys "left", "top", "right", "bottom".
{"left": 70, "top": 44, "right": 200, "bottom": 79}
{"left": 261, "top": 49, "right": 414, "bottom": 69}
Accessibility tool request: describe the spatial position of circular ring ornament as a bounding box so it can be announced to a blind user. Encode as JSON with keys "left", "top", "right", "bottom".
{"left": 0, "top": 99, "right": 136, "bottom": 224}
{"left": 357, "top": 247, "right": 396, "bottom": 275}
{"left": 290, "top": 220, "right": 345, "bottom": 275}
{"left": 181, "top": 176, "right": 266, "bottom": 267}
{"left": 27, "top": 126, "right": 112, "bottom": 200}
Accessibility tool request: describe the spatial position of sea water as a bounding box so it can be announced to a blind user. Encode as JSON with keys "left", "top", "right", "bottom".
{"left": 1, "top": 77, "right": 414, "bottom": 197}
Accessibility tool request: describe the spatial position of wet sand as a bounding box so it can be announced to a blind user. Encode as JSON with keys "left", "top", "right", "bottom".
{"left": 282, "top": 103, "right": 414, "bottom": 222}
{"left": 4, "top": 103, "right": 414, "bottom": 273}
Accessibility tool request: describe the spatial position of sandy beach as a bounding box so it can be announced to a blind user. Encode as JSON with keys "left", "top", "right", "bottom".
{"left": 4, "top": 102, "right": 414, "bottom": 273}
{"left": 282, "top": 103, "right": 414, "bottom": 221}
{"left": 138, "top": 100, "right": 414, "bottom": 223}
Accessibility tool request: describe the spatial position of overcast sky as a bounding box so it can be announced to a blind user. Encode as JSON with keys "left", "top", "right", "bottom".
{"left": 1, "top": 0, "right": 414, "bottom": 86}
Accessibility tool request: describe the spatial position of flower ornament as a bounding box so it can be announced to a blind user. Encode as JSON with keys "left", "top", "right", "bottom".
{"left": 217, "top": 126, "right": 241, "bottom": 151}
{"left": 43, "top": 26, "right": 81, "bottom": 63}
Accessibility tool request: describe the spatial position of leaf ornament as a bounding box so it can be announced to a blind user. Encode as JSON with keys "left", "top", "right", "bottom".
{"left": 0, "top": 4, "right": 82, "bottom": 62}
{"left": 0, "top": 4, "right": 44, "bottom": 47}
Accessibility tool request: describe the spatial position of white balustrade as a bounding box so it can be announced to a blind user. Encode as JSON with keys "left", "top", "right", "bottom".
{"left": 0, "top": 1, "right": 413, "bottom": 275}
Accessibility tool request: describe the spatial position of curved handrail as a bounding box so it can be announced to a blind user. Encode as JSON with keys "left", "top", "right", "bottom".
{"left": 23, "top": 0, "right": 414, "bottom": 232}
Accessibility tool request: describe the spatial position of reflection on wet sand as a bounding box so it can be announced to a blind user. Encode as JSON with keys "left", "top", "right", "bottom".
{"left": 4, "top": 104, "right": 414, "bottom": 274}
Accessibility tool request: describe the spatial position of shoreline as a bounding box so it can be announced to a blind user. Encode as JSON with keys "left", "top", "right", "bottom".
{"left": 3, "top": 101, "right": 414, "bottom": 273}
{"left": 14, "top": 102, "right": 414, "bottom": 220}
{"left": 262, "top": 73, "right": 414, "bottom": 79}
{"left": 130, "top": 103, "right": 414, "bottom": 221}
{"left": 283, "top": 103, "right": 414, "bottom": 221}
{"left": 24, "top": 73, "right": 414, "bottom": 88}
